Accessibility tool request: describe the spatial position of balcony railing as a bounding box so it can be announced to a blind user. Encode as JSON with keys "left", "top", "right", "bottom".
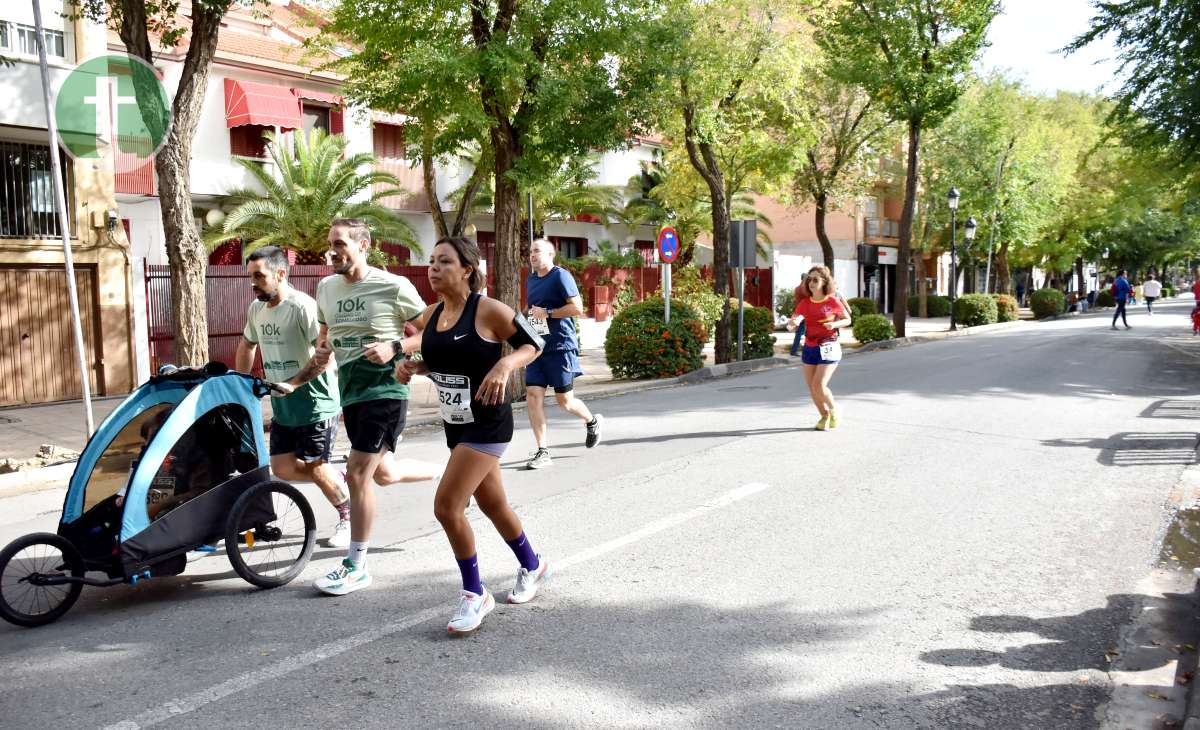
{"left": 113, "top": 135, "right": 157, "bottom": 196}
{"left": 0, "top": 140, "right": 76, "bottom": 239}
{"left": 865, "top": 217, "right": 899, "bottom": 239}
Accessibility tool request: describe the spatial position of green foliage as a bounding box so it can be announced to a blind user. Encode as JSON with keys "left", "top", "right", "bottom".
{"left": 1030, "top": 288, "right": 1066, "bottom": 319}
{"left": 953, "top": 293, "right": 998, "bottom": 326}
{"left": 656, "top": 265, "right": 723, "bottom": 336}
{"left": 205, "top": 129, "right": 417, "bottom": 257}
{"left": 846, "top": 297, "right": 877, "bottom": 321}
{"left": 1094, "top": 289, "right": 1116, "bottom": 308}
{"left": 1068, "top": 0, "right": 1200, "bottom": 165}
{"left": 853, "top": 313, "right": 896, "bottom": 343}
{"left": 605, "top": 298, "right": 706, "bottom": 380}
{"left": 907, "top": 295, "right": 951, "bottom": 317}
{"left": 726, "top": 299, "right": 776, "bottom": 360}
{"left": 612, "top": 284, "right": 637, "bottom": 317}
{"left": 1163, "top": 286, "right": 1176, "bottom": 298}
{"left": 775, "top": 287, "right": 796, "bottom": 323}
{"left": 991, "top": 294, "right": 1019, "bottom": 322}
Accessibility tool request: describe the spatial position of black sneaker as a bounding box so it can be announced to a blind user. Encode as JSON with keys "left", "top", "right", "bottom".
{"left": 585, "top": 414, "right": 603, "bottom": 448}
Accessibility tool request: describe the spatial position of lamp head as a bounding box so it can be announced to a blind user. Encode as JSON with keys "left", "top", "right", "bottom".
{"left": 964, "top": 217, "right": 978, "bottom": 241}
{"left": 948, "top": 187, "right": 960, "bottom": 211}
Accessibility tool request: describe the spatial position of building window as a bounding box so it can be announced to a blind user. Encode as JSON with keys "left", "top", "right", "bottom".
{"left": 16, "top": 24, "right": 64, "bottom": 58}
{"left": 230, "top": 125, "right": 271, "bottom": 159}
{"left": 551, "top": 236, "right": 586, "bottom": 260}
{"left": 0, "top": 23, "right": 10, "bottom": 51}
{"left": 373, "top": 123, "right": 404, "bottom": 160}
{"left": 0, "top": 140, "right": 76, "bottom": 239}
{"left": 301, "top": 104, "right": 330, "bottom": 134}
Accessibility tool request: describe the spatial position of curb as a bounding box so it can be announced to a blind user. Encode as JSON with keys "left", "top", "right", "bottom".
{"left": 854, "top": 319, "right": 1024, "bottom": 353}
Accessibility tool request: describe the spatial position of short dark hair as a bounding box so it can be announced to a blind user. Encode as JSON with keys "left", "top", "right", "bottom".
{"left": 247, "top": 245, "right": 288, "bottom": 274}
{"left": 434, "top": 236, "right": 484, "bottom": 292}
{"left": 1118, "top": 269, "right": 1127, "bottom": 276}
{"left": 331, "top": 218, "right": 372, "bottom": 245}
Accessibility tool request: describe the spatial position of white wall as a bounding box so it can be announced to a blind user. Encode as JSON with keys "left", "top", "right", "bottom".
{"left": 594, "top": 142, "right": 659, "bottom": 187}
{"left": 118, "top": 199, "right": 168, "bottom": 265}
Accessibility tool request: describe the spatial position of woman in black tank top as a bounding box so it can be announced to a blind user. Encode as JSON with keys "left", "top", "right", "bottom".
{"left": 396, "top": 237, "right": 552, "bottom": 634}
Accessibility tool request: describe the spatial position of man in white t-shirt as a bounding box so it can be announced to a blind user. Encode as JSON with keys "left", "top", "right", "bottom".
{"left": 1142, "top": 275, "right": 1163, "bottom": 315}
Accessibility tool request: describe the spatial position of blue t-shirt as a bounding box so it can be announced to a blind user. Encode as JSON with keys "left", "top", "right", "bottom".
{"left": 526, "top": 266, "right": 579, "bottom": 352}
{"left": 1113, "top": 276, "right": 1132, "bottom": 303}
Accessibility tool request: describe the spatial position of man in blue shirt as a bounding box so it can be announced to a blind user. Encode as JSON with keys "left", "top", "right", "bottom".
{"left": 523, "top": 238, "right": 602, "bottom": 469}
{"left": 1112, "top": 269, "right": 1132, "bottom": 330}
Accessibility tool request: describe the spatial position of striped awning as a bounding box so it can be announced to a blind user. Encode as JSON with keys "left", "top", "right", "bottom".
{"left": 223, "top": 78, "right": 301, "bottom": 129}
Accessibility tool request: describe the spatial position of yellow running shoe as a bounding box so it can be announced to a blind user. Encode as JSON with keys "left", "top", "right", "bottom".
{"left": 828, "top": 410, "right": 839, "bottom": 429}
{"left": 815, "top": 415, "right": 830, "bottom": 431}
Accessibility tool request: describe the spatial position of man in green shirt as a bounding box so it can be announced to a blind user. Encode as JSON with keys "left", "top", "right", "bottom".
{"left": 282, "top": 218, "right": 438, "bottom": 596}
{"left": 236, "top": 246, "right": 351, "bottom": 548}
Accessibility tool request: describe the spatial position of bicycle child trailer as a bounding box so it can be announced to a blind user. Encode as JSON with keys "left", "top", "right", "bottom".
{"left": 0, "top": 363, "right": 317, "bottom": 627}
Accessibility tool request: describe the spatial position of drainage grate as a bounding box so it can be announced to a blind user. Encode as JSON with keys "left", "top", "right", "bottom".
{"left": 0, "top": 416, "right": 16, "bottom": 424}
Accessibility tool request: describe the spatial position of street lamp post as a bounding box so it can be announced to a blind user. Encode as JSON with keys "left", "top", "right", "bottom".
{"left": 948, "top": 187, "right": 960, "bottom": 331}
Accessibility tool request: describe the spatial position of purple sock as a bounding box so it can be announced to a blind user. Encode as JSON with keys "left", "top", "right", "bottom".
{"left": 456, "top": 555, "right": 483, "bottom": 595}
{"left": 505, "top": 532, "right": 540, "bottom": 572}
{"left": 336, "top": 501, "right": 350, "bottom": 521}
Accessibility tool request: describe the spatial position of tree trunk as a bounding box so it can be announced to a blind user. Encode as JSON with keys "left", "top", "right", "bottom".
{"left": 894, "top": 119, "right": 921, "bottom": 337}
{"left": 1075, "top": 256, "right": 1086, "bottom": 297}
{"left": 814, "top": 191, "right": 835, "bottom": 272}
{"left": 421, "top": 121, "right": 449, "bottom": 240}
{"left": 681, "top": 99, "right": 731, "bottom": 363}
{"left": 996, "top": 239, "right": 1011, "bottom": 294}
{"left": 491, "top": 134, "right": 525, "bottom": 400}
{"left": 118, "top": 0, "right": 223, "bottom": 365}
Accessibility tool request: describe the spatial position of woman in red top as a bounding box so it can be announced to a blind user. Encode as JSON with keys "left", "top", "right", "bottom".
{"left": 788, "top": 265, "right": 852, "bottom": 430}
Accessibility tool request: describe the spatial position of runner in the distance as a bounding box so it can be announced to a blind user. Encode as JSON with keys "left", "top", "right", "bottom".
{"left": 524, "top": 238, "right": 601, "bottom": 470}
{"left": 396, "top": 236, "right": 551, "bottom": 634}
{"left": 280, "top": 218, "right": 439, "bottom": 596}
{"left": 788, "top": 265, "right": 852, "bottom": 431}
{"left": 235, "top": 246, "right": 350, "bottom": 547}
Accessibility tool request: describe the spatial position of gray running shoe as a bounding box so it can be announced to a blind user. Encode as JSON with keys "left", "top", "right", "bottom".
{"left": 526, "top": 448, "right": 552, "bottom": 470}
{"left": 585, "top": 414, "right": 603, "bottom": 448}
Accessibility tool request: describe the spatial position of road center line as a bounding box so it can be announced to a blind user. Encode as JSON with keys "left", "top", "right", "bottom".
{"left": 102, "top": 481, "right": 772, "bottom": 730}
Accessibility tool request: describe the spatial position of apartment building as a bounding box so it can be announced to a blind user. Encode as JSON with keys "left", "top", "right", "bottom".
{"left": 0, "top": 3, "right": 137, "bottom": 406}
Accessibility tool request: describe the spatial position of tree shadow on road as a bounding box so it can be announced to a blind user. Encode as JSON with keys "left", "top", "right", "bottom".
{"left": 1042, "top": 432, "right": 1199, "bottom": 467}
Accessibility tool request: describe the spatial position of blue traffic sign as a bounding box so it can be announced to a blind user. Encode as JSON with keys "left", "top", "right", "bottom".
{"left": 657, "top": 227, "right": 678, "bottom": 264}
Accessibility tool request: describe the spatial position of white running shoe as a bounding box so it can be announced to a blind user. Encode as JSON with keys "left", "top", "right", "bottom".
{"left": 326, "top": 518, "right": 351, "bottom": 548}
{"left": 447, "top": 587, "right": 495, "bottom": 634}
{"left": 526, "top": 448, "right": 552, "bottom": 470}
{"left": 314, "top": 559, "right": 372, "bottom": 596}
{"left": 508, "top": 555, "right": 551, "bottom": 604}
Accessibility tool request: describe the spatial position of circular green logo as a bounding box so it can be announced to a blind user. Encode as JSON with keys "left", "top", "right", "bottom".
{"left": 55, "top": 54, "right": 171, "bottom": 172}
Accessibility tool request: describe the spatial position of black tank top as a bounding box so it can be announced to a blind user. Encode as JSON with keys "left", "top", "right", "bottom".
{"left": 420, "top": 292, "right": 513, "bottom": 446}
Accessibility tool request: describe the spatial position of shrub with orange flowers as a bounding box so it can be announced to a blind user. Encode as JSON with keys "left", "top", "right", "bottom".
{"left": 604, "top": 297, "right": 706, "bottom": 379}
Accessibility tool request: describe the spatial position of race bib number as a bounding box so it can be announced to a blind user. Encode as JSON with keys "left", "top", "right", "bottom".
{"left": 819, "top": 340, "right": 842, "bottom": 361}
{"left": 431, "top": 372, "right": 474, "bottom": 425}
{"left": 528, "top": 308, "right": 550, "bottom": 336}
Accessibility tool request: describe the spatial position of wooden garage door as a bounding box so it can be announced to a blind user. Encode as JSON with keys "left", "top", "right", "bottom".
{"left": 0, "top": 265, "right": 102, "bottom": 406}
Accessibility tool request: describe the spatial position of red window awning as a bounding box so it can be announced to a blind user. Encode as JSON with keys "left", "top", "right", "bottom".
{"left": 224, "top": 78, "right": 302, "bottom": 129}
{"left": 293, "top": 88, "right": 343, "bottom": 106}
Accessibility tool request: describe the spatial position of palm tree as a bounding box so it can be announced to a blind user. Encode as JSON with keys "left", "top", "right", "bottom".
{"left": 205, "top": 128, "right": 418, "bottom": 262}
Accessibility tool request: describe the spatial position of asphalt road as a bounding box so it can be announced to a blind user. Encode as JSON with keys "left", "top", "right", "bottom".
{"left": 3, "top": 299, "right": 1200, "bottom": 729}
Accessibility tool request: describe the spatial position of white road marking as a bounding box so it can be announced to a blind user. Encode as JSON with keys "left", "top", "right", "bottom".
{"left": 102, "top": 482, "right": 772, "bottom": 730}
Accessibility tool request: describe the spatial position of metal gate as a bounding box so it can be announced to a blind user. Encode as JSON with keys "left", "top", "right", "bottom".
{"left": 0, "top": 265, "right": 102, "bottom": 406}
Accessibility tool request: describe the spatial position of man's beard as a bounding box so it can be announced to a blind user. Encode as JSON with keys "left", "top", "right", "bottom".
{"left": 333, "top": 258, "right": 352, "bottom": 274}
{"left": 253, "top": 287, "right": 274, "bottom": 302}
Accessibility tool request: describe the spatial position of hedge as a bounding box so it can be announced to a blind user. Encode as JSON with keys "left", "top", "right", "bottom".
{"left": 991, "top": 294, "right": 1019, "bottom": 322}
{"left": 605, "top": 298, "right": 707, "bottom": 379}
{"left": 727, "top": 300, "right": 776, "bottom": 360}
{"left": 907, "top": 294, "right": 952, "bottom": 317}
{"left": 655, "top": 266, "right": 723, "bottom": 336}
{"left": 853, "top": 314, "right": 896, "bottom": 343}
{"left": 846, "top": 297, "right": 877, "bottom": 321}
{"left": 1094, "top": 290, "right": 1115, "bottom": 308}
{"left": 952, "top": 293, "right": 998, "bottom": 327}
{"left": 1030, "top": 288, "right": 1066, "bottom": 319}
